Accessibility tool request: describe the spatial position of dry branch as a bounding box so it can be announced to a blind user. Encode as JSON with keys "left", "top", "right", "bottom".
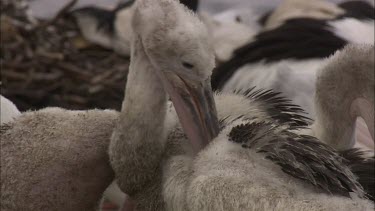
{"left": 1, "top": 0, "right": 129, "bottom": 111}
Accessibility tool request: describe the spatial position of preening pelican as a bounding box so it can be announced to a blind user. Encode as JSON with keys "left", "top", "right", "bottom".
{"left": 1, "top": 0, "right": 373, "bottom": 210}
{"left": 109, "top": 0, "right": 374, "bottom": 210}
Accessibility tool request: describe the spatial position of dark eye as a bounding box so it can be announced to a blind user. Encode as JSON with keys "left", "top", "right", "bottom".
{"left": 235, "top": 16, "right": 242, "bottom": 23}
{"left": 182, "top": 61, "right": 194, "bottom": 69}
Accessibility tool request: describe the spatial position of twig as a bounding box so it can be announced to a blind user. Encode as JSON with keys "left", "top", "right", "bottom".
{"left": 2, "top": 0, "right": 129, "bottom": 111}
{"left": 57, "top": 62, "right": 92, "bottom": 81}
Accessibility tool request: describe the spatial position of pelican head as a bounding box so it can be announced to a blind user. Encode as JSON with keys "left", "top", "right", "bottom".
{"left": 132, "top": 0, "right": 219, "bottom": 152}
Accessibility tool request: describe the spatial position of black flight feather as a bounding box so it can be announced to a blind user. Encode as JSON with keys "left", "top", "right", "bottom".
{"left": 235, "top": 87, "right": 312, "bottom": 129}
{"left": 228, "top": 122, "right": 366, "bottom": 198}
{"left": 211, "top": 18, "right": 347, "bottom": 90}
{"left": 338, "top": 1, "right": 375, "bottom": 20}
{"left": 340, "top": 148, "right": 375, "bottom": 201}
{"left": 179, "top": 0, "right": 199, "bottom": 12}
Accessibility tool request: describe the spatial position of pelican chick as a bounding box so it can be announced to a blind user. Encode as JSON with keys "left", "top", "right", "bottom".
{"left": 107, "top": 0, "right": 374, "bottom": 210}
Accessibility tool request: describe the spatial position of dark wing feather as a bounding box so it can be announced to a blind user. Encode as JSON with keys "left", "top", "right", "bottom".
{"left": 338, "top": 1, "right": 375, "bottom": 20}
{"left": 211, "top": 18, "right": 347, "bottom": 90}
{"left": 179, "top": 0, "right": 199, "bottom": 12}
{"left": 236, "top": 87, "right": 312, "bottom": 129}
{"left": 340, "top": 149, "right": 375, "bottom": 201}
{"left": 228, "top": 122, "right": 366, "bottom": 198}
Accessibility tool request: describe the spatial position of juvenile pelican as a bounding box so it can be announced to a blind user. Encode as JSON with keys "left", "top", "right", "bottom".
{"left": 109, "top": 0, "right": 374, "bottom": 210}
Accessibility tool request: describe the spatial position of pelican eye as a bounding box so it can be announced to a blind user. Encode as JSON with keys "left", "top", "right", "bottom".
{"left": 235, "top": 16, "right": 242, "bottom": 23}
{"left": 182, "top": 61, "right": 194, "bottom": 69}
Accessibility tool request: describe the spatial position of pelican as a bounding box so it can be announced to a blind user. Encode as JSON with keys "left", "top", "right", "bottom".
{"left": 210, "top": 0, "right": 375, "bottom": 151}
{"left": 71, "top": 2, "right": 375, "bottom": 208}
{"left": 0, "top": 1, "right": 201, "bottom": 209}
{"left": 71, "top": 0, "right": 258, "bottom": 64}
{"left": 72, "top": 0, "right": 374, "bottom": 118}
{"left": 206, "top": 0, "right": 375, "bottom": 148}
{"left": 109, "top": 0, "right": 374, "bottom": 210}
{"left": 212, "top": 0, "right": 374, "bottom": 114}
{"left": 72, "top": 0, "right": 198, "bottom": 56}
{"left": 212, "top": 1, "right": 374, "bottom": 152}
{"left": 1, "top": 0, "right": 373, "bottom": 210}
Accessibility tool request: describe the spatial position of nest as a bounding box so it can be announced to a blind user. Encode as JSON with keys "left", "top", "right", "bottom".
{"left": 1, "top": 0, "right": 129, "bottom": 111}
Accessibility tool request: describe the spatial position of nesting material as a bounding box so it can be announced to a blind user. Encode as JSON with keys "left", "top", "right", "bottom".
{"left": 1, "top": 0, "right": 129, "bottom": 111}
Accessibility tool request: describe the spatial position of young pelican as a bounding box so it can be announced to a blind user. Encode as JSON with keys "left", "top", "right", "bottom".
{"left": 109, "top": 0, "right": 374, "bottom": 210}
{"left": 1, "top": 1, "right": 373, "bottom": 210}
